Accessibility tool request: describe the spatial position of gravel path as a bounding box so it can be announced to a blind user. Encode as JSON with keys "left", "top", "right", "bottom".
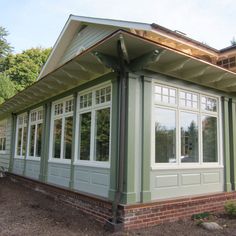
{"left": 0, "top": 177, "right": 236, "bottom": 235}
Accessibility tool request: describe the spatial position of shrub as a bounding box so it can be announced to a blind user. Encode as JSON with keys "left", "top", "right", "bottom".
{"left": 224, "top": 201, "right": 236, "bottom": 217}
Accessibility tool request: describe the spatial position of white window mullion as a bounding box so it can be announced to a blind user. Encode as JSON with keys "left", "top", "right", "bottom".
{"left": 33, "top": 123, "right": 38, "bottom": 158}
{"left": 60, "top": 116, "right": 65, "bottom": 160}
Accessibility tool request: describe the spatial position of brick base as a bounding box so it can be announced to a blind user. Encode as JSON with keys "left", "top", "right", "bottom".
{"left": 119, "top": 192, "right": 236, "bottom": 230}
{"left": 7, "top": 173, "right": 236, "bottom": 231}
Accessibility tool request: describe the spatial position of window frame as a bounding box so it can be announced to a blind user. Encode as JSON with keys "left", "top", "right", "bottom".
{"left": 49, "top": 95, "right": 74, "bottom": 164}
{"left": 27, "top": 107, "right": 43, "bottom": 161}
{"left": 0, "top": 119, "right": 7, "bottom": 154}
{"left": 15, "top": 113, "right": 28, "bottom": 159}
{"left": 151, "top": 81, "right": 222, "bottom": 170}
{"left": 74, "top": 82, "right": 112, "bottom": 168}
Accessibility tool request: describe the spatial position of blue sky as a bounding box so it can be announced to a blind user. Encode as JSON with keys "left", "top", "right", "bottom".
{"left": 1, "top": 0, "right": 236, "bottom": 53}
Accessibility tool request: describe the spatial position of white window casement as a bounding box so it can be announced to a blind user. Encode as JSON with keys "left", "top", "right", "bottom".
{"left": 50, "top": 96, "right": 74, "bottom": 163}
{"left": 15, "top": 113, "right": 28, "bottom": 158}
{"left": 28, "top": 108, "right": 43, "bottom": 160}
{"left": 75, "top": 84, "right": 112, "bottom": 167}
{"left": 0, "top": 120, "right": 7, "bottom": 153}
{"left": 152, "top": 82, "right": 222, "bottom": 169}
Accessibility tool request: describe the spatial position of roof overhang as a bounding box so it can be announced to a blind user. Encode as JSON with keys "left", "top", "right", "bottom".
{"left": 1, "top": 30, "right": 236, "bottom": 119}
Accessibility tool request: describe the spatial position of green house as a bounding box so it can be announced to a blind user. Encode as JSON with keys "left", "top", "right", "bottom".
{"left": 1, "top": 15, "right": 236, "bottom": 229}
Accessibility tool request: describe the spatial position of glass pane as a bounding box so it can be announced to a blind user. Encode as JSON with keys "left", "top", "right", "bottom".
{"left": 155, "top": 108, "right": 176, "bottom": 163}
{"left": 180, "top": 113, "right": 199, "bottom": 163}
{"left": 63, "top": 116, "right": 73, "bottom": 159}
{"left": 95, "top": 108, "right": 110, "bottom": 161}
{"left": 22, "top": 127, "right": 27, "bottom": 156}
{"left": 17, "top": 128, "right": 22, "bottom": 155}
{"left": 2, "top": 138, "right": 6, "bottom": 151}
{"left": 79, "top": 112, "right": 91, "bottom": 160}
{"left": 29, "top": 125, "right": 36, "bottom": 156}
{"left": 202, "top": 116, "right": 218, "bottom": 162}
{"left": 36, "top": 123, "right": 42, "bottom": 157}
{"left": 53, "top": 119, "right": 62, "bottom": 159}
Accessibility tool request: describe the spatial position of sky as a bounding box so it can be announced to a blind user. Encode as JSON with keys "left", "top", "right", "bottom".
{"left": 1, "top": 0, "right": 236, "bottom": 53}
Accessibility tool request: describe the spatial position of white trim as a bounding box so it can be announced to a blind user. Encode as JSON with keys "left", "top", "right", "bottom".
{"left": 27, "top": 107, "right": 43, "bottom": 160}
{"left": 49, "top": 96, "right": 74, "bottom": 162}
{"left": 75, "top": 82, "right": 112, "bottom": 167}
{"left": 14, "top": 113, "right": 27, "bottom": 158}
{"left": 151, "top": 80, "right": 222, "bottom": 169}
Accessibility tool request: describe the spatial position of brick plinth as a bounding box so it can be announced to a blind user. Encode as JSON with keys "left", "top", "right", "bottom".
{"left": 119, "top": 192, "right": 236, "bottom": 230}
{"left": 7, "top": 173, "right": 236, "bottom": 231}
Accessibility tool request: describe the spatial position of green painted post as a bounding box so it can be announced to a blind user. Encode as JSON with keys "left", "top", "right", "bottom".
{"left": 222, "top": 97, "right": 231, "bottom": 192}
{"left": 108, "top": 77, "right": 119, "bottom": 201}
{"left": 39, "top": 104, "right": 47, "bottom": 181}
{"left": 69, "top": 93, "right": 78, "bottom": 189}
{"left": 9, "top": 114, "right": 17, "bottom": 172}
{"left": 40, "top": 102, "right": 52, "bottom": 182}
{"left": 230, "top": 98, "right": 236, "bottom": 190}
{"left": 121, "top": 74, "right": 138, "bottom": 204}
{"left": 141, "top": 76, "right": 152, "bottom": 202}
{"left": 23, "top": 111, "right": 30, "bottom": 176}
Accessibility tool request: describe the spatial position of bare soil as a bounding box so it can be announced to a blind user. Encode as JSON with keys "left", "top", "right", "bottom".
{"left": 0, "top": 177, "right": 236, "bottom": 236}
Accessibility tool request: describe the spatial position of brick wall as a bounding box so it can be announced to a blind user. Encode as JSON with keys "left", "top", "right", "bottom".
{"left": 119, "top": 192, "right": 236, "bottom": 230}
{"left": 7, "top": 173, "right": 236, "bottom": 231}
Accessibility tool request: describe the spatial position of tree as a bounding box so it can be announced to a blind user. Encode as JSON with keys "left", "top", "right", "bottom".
{"left": 0, "top": 73, "right": 16, "bottom": 104}
{"left": 3, "top": 47, "right": 51, "bottom": 91}
{"left": 0, "top": 26, "right": 12, "bottom": 58}
{"left": 231, "top": 37, "right": 236, "bottom": 46}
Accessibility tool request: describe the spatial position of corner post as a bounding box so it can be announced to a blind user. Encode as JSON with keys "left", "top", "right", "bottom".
{"left": 222, "top": 96, "right": 231, "bottom": 192}
{"left": 141, "top": 76, "right": 152, "bottom": 202}
{"left": 9, "top": 113, "right": 17, "bottom": 172}
{"left": 230, "top": 98, "right": 236, "bottom": 190}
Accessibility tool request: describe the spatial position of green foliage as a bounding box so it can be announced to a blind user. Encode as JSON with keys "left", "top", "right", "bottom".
{"left": 2, "top": 47, "right": 51, "bottom": 91}
{"left": 0, "top": 26, "right": 12, "bottom": 58}
{"left": 224, "top": 201, "right": 236, "bottom": 217}
{"left": 231, "top": 37, "right": 236, "bottom": 46}
{"left": 192, "top": 212, "right": 210, "bottom": 220}
{"left": 0, "top": 73, "right": 16, "bottom": 104}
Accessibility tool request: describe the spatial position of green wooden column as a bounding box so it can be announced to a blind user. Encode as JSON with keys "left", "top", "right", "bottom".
{"left": 69, "top": 93, "right": 78, "bottom": 189}
{"left": 222, "top": 96, "right": 231, "bottom": 192}
{"left": 9, "top": 114, "right": 17, "bottom": 172}
{"left": 121, "top": 73, "right": 138, "bottom": 204}
{"left": 39, "top": 104, "right": 47, "bottom": 181}
{"left": 23, "top": 111, "right": 30, "bottom": 176}
{"left": 230, "top": 98, "right": 236, "bottom": 190}
{"left": 141, "top": 76, "right": 152, "bottom": 202}
{"left": 39, "top": 102, "right": 51, "bottom": 182}
{"left": 108, "top": 77, "right": 119, "bottom": 201}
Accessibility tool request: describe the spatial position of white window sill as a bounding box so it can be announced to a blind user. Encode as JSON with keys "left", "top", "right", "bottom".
{"left": 0, "top": 151, "right": 6, "bottom": 154}
{"left": 48, "top": 159, "right": 71, "bottom": 165}
{"left": 26, "top": 156, "right": 40, "bottom": 161}
{"left": 14, "top": 156, "right": 24, "bottom": 159}
{"left": 73, "top": 160, "right": 110, "bottom": 169}
{"left": 151, "top": 164, "right": 224, "bottom": 170}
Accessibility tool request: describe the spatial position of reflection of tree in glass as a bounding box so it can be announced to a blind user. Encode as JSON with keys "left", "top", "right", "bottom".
{"left": 181, "top": 120, "right": 198, "bottom": 162}
{"left": 80, "top": 113, "right": 91, "bottom": 160}
{"left": 202, "top": 116, "right": 217, "bottom": 162}
{"left": 95, "top": 108, "right": 110, "bottom": 161}
{"left": 155, "top": 122, "right": 176, "bottom": 163}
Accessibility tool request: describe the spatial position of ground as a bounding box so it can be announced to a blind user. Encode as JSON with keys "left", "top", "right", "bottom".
{"left": 1, "top": 177, "right": 236, "bottom": 236}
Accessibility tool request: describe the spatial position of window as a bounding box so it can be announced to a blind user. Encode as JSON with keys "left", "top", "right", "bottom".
{"left": 16, "top": 113, "right": 28, "bottom": 157}
{"left": 0, "top": 120, "right": 7, "bottom": 152}
{"left": 28, "top": 108, "right": 43, "bottom": 158}
{"left": 78, "top": 85, "right": 111, "bottom": 163}
{"left": 51, "top": 97, "right": 74, "bottom": 160}
{"left": 153, "top": 83, "right": 219, "bottom": 166}
{"left": 217, "top": 56, "right": 236, "bottom": 69}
